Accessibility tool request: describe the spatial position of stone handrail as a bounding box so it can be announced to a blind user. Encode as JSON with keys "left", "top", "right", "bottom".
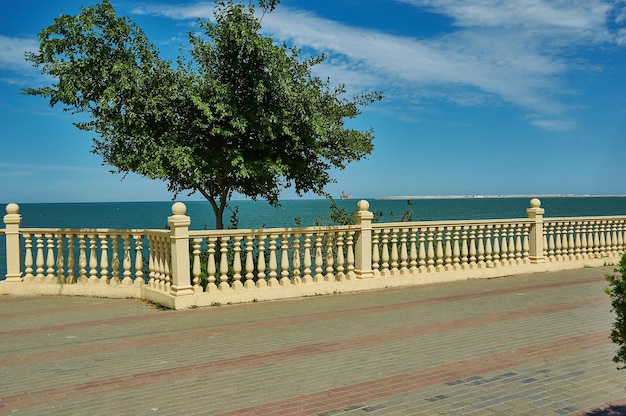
{"left": 1, "top": 199, "right": 625, "bottom": 309}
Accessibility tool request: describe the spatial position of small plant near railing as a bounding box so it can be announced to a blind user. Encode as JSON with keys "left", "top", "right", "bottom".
{"left": 606, "top": 253, "right": 626, "bottom": 368}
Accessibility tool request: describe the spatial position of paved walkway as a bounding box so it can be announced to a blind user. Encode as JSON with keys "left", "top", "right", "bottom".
{"left": 1, "top": 267, "right": 625, "bottom": 415}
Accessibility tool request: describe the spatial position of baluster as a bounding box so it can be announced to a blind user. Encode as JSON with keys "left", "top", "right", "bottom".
{"left": 280, "top": 233, "right": 291, "bottom": 285}
{"left": 585, "top": 222, "right": 594, "bottom": 258}
{"left": 35, "top": 234, "right": 45, "bottom": 282}
{"left": 566, "top": 223, "right": 575, "bottom": 260}
{"left": 56, "top": 234, "right": 65, "bottom": 283}
{"left": 546, "top": 224, "right": 555, "bottom": 261}
{"left": 192, "top": 237, "right": 202, "bottom": 289}
{"left": 158, "top": 236, "right": 167, "bottom": 290}
{"left": 336, "top": 232, "right": 345, "bottom": 281}
{"left": 45, "top": 234, "right": 56, "bottom": 283}
{"left": 23, "top": 233, "right": 34, "bottom": 282}
{"left": 409, "top": 229, "right": 418, "bottom": 273}
{"left": 561, "top": 223, "right": 569, "bottom": 260}
{"left": 617, "top": 220, "right": 625, "bottom": 254}
{"left": 325, "top": 232, "right": 335, "bottom": 281}
{"left": 77, "top": 234, "right": 88, "bottom": 283}
{"left": 605, "top": 222, "right": 613, "bottom": 256}
{"left": 66, "top": 234, "right": 75, "bottom": 284}
{"left": 452, "top": 227, "right": 461, "bottom": 269}
{"left": 267, "top": 234, "right": 279, "bottom": 287}
{"left": 484, "top": 225, "right": 493, "bottom": 268}
{"left": 65, "top": 234, "right": 77, "bottom": 284}
{"left": 110, "top": 236, "right": 120, "bottom": 285}
{"left": 593, "top": 222, "right": 601, "bottom": 258}
{"left": 87, "top": 234, "right": 98, "bottom": 284}
{"left": 381, "top": 229, "right": 390, "bottom": 275}
{"left": 122, "top": 234, "right": 133, "bottom": 286}
{"left": 302, "top": 233, "right": 313, "bottom": 283}
{"left": 419, "top": 228, "right": 427, "bottom": 271}
{"left": 500, "top": 227, "right": 509, "bottom": 264}
{"left": 147, "top": 236, "right": 155, "bottom": 287}
{"left": 204, "top": 237, "right": 217, "bottom": 292}
{"left": 476, "top": 226, "right": 485, "bottom": 268}
{"left": 399, "top": 229, "right": 409, "bottom": 274}
{"left": 460, "top": 227, "right": 469, "bottom": 269}
{"left": 435, "top": 227, "right": 444, "bottom": 271}
{"left": 163, "top": 236, "right": 169, "bottom": 293}
{"left": 611, "top": 221, "right": 618, "bottom": 256}
{"left": 134, "top": 235, "right": 144, "bottom": 286}
{"left": 555, "top": 223, "right": 564, "bottom": 260}
{"left": 245, "top": 235, "right": 256, "bottom": 288}
{"left": 507, "top": 226, "right": 516, "bottom": 265}
{"left": 468, "top": 227, "right": 477, "bottom": 268}
{"left": 427, "top": 227, "right": 436, "bottom": 271}
{"left": 390, "top": 229, "right": 399, "bottom": 274}
{"left": 515, "top": 226, "right": 523, "bottom": 264}
{"left": 292, "top": 233, "right": 302, "bottom": 284}
{"left": 256, "top": 235, "right": 267, "bottom": 288}
{"left": 219, "top": 237, "right": 231, "bottom": 290}
{"left": 444, "top": 227, "right": 453, "bottom": 271}
{"left": 205, "top": 237, "right": 217, "bottom": 290}
{"left": 522, "top": 224, "right": 530, "bottom": 263}
{"left": 580, "top": 223, "right": 589, "bottom": 258}
{"left": 605, "top": 221, "right": 614, "bottom": 256}
{"left": 232, "top": 236, "right": 243, "bottom": 289}
{"left": 99, "top": 234, "right": 109, "bottom": 284}
{"left": 314, "top": 233, "right": 324, "bottom": 282}
{"left": 492, "top": 225, "right": 501, "bottom": 267}
{"left": 154, "top": 236, "right": 165, "bottom": 290}
{"left": 600, "top": 221, "right": 607, "bottom": 257}
{"left": 346, "top": 231, "right": 356, "bottom": 279}
{"left": 371, "top": 230, "right": 380, "bottom": 273}
{"left": 574, "top": 223, "right": 582, "bottom": 259}
{"left": 150, "top": 236, "right": 160, "bottom": 289}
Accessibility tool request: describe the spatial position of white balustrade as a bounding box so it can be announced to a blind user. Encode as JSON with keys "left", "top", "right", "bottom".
{"left": 2, "top": 201, "right": 626, "bottom": 308}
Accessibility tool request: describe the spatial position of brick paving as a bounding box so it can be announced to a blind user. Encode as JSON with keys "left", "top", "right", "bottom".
{"left": 1, "top": 267, "right": 625, "bottom": 415}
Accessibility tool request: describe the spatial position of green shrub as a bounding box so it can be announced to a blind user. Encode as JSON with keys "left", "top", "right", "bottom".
{"left": 606, "top": 253, "right": 626, "bottom": 368}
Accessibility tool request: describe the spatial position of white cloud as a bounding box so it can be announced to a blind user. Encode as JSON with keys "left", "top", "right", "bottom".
{"left": 0, "top": 35, "right": 39, "bottom": 72}
{"left": 530, "top": 119, "right": 577, "bottom": 132}
{"left": 107, "top": 1, "right": 626, "bottom": 129}
{"left": 131, "top": 2, "right": 215, "bottom": 19}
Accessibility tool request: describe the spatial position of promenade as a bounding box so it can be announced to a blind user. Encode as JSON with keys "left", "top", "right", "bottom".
{"left": 1, "top": 266, "right": 625, "bottom": 415}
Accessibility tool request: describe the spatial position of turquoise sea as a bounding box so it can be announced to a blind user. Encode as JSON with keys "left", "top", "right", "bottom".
{"left": 2, "top": 197, "right": 626, "bottom": 277}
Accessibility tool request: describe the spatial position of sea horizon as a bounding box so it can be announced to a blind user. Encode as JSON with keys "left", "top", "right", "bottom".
{"left": 3, "top": 193, "right": 626, "bottom": 206}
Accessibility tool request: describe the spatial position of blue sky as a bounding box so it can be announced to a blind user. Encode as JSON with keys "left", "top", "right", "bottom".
{"left": 1, "top": 0, "right": 625, "bottom": 204}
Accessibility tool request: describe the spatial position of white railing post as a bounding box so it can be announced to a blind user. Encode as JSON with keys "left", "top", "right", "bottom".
{"left": 167, "top": 202, "right": 193, "bottom": 296}
{"left": 4, "top": 203, "right": 23, "bottom": 282}
{"left": 354, "top": 200, "right": 374, "bottom": 278}
{"left": 527, "top": 198, "right": 545, "bottom": 263}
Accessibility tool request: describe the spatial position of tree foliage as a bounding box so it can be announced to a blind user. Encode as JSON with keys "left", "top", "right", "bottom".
{"left": 24, "top": 0, "right": 382, "bottom": 229}
{"left": 606, "top": 253, "right": 626, "bottom": 368}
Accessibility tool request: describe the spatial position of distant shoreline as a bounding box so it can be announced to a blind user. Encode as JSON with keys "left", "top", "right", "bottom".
{"left": 376, "top": 194, "right": 626, "bottom": 200}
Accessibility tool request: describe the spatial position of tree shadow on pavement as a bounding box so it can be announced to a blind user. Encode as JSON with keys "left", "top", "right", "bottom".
{"left": 582, "top": 404, "right": 626, "bottom": 415}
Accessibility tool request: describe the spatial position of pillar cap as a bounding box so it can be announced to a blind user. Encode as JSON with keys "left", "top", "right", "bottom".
{"left": 5, "top": 203, "right": 19, "bottom": 215}
{"left": 171, "top": 202, "right": 187, "bottom": 216}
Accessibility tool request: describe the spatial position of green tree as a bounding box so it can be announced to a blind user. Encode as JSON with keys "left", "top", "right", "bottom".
{"left": 24, "top": 0, "right": 382, "bottom": 229}
{"left": 606, "top": 253, "right": 626, "bottom": 368}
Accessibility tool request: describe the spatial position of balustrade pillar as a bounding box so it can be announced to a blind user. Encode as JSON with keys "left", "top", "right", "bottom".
{"left": 4, "top": 203, "right": 22, "bottom": 282}
{"left": 167, "top": 202, "right": 194, "bottom": 297}
{"left": 354, "top": 200, "right": 374, "bottom": 278}
{"left": 527, "top": 198, "right": 545, "bottom": 263}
